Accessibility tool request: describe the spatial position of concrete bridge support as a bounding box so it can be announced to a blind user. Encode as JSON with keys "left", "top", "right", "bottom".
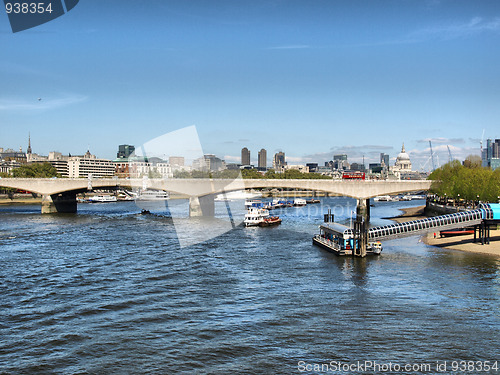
{"left": 189, "top": 195, "right": 215, "bottom": 217}
{"left": 356, "top": 198, "right": 370, "bottom": 222}
{"left": 41, "top": 192, "right": 77, "bottom": 214}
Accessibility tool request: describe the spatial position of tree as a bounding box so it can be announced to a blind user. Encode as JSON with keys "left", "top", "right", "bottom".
{"left": 12, "top": 162, "right": 59, "bottom": 178}
{"left": 463, "top": 154, "right": 482, "bottom": 169}
{"left": 429, "top": 160, "right": 500, "bottom": 202}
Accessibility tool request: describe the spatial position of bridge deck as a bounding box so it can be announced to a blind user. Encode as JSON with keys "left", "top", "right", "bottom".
{"left": 368, "top": 210, "right": 484, "bottom": 241}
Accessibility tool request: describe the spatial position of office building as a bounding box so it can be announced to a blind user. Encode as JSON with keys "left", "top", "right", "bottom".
{"left": 482, "top": 139, "right": 500, "bottom": 171}
{"left": 241, "top": 147, "right": 250, "bottom": 166}
{"left": 380, "top": 153, "right": 389, "bottom": 167}
{"left": 117, "top": 144, "right": 135, "bottom": 159}
{"left": 258, "top": 148, "right": 267, "bottom": 169}
{"left": 68, "top": 151, "right": 115, "bottom": 178}
{"left": 273, "top": 151, "right": 286, "bottom": 170}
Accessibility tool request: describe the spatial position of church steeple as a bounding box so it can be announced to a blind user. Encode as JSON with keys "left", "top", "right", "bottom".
{"left": 27, "top": 133, "right": 32, "bottom": 154}
{"left": 401, "top": 142, "right": 405, "bottom": 153}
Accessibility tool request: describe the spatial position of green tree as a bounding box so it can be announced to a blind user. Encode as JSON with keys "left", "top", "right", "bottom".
{"left": 463, "top": 154, "right": 482, "bottom": 168}
{"left": 429, "top": 160, "right": 500, "bottom": 202}
{"left": 241, "top": 169, "right": 263, "bottom": 179}
{"left": 12, "top": 162, "right": 59, "bottom": 178}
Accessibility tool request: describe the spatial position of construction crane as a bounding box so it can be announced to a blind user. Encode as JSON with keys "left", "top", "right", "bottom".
{"left": 447, "top": 145, "right": 453, "bottom": 163}
{"left": 429, "top": 140, "right": 436, "bottom": 171}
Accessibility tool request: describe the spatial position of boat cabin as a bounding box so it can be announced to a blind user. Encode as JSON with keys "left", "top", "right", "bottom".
{"left": 315, "top": 223, "right": 356, "bottom": 255}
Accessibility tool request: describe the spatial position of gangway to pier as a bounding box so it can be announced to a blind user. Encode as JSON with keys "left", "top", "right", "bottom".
{"left": 368, "top": 203, "right": 500, "bottom": 242}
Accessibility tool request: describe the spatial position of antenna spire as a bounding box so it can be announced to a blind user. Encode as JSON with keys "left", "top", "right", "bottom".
{"left": 27, "top": 132, "right": 32, "bottom": 154}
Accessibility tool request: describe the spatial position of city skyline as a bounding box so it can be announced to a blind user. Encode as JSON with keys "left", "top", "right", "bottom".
{"left": 2, "top": 1, "right": 500, "bottom": 169}
{"left": 0, "top": 133, "right": 495, "bottom": 171}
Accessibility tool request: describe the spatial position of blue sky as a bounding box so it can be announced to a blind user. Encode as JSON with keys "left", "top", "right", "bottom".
{"left": 1, "top": 0, "right": 500, "bottom": 169}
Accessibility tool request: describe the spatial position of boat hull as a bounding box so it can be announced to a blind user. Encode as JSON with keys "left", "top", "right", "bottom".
{"left": 259, "top": 217, "right": 282, "bottom": 227}
{"left": 312, "top": 235, "right": 350, "bottom": 256}
{"left": 312, "top": 236, "right": 382, "bottom": 256}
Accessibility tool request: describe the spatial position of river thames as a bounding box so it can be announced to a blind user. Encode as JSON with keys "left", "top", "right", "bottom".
{"left": 1, "top": 197, "right": 499, "bottom": 374}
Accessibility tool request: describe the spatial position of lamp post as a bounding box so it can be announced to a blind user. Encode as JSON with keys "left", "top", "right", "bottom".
{"left": 457, "top": 194, "right": 460, "bottom": 207}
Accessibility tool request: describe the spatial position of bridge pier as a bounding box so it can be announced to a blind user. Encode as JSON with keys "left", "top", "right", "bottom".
{"left": 189, "top": 195, "right": 215, "bottom": 217}
{"left": 353, "top": 218, "right": 367, "bottom": 257}
{"left": 41, "top": 192, "right": 77, "bottom": 214}
{"left": 356, "top": 198, "right": 370, "bottom": 222}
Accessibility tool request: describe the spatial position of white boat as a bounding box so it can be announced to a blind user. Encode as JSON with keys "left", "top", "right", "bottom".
{"left": 215, "top": 190, "right": 262, "bottom": 201}
{"left": 411, "top": 195, "right": 426, "bottom": 200}
{"left": 367, "top": 241, "right": 383, "bottom": 254}
{"left": 293, "top": 198, "right": 307, "bottom": 206}
{"left": 374, "top": 195, "right": 392, "bottom": 202}
{"left": 117, "top": 192, "right": 135, "bottom": 201}
{"left": 88, "top": 195, "right": 117, "bottom": 203}
{"left": 245, "top": 199, "right": 263, "bottom": 208}
{"left": 244, "top": 207, "right": 270, "bottom": 227}
{"left": 136, "top": 190, "right": 170, "bottom": 201}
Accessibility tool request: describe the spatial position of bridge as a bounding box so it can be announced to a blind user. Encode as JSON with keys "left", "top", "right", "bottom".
{"left": 0, "top": 177, "right": 433, "bottom": 216}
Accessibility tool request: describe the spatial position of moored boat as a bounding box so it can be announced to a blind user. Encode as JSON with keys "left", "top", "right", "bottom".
{"left": 244, "top": 207, "right": 270, "bottom": 227}
{"left": 306, "top": 198, "right": 320, "bottom": 204}
{"left": 312, "top": 223, "right": 382, "bottom": 256}
{"left": 293, "top": 198, "right": 307, "bottom": 206}
{"left": 374, "top": 195, "right": 392, "bottom": 202}
{"left": 245, "top": 199, "right": 263, "bottom": 209}
{"left": 88, "top": 195, "right": 117, "bottom": 203}
{"left": 136, "top": 190, "right": 169, "bottom": 201}
{"left": 259, "top": 216, "right": 282, "bottom": 227}
{"left": 439, "top": 228, "right": 475, "bottom": 237}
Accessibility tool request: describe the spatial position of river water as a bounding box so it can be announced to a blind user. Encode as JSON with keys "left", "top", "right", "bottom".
{"left": 1, "top": 197, "right": 499, "bottom": 374}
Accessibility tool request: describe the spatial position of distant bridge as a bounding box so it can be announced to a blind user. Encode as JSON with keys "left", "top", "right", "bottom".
{"left": 0, "top": 177, "right": 433, "bottom": 214}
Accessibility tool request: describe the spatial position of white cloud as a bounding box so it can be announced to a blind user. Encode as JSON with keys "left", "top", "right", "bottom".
{"left": 408, "top": 17, "right": 500, "bottom": 42}
{"left": 416, "top": 137, "right": 465, "bottom": 144}
{"left": 223, "top": 155, "right": 240, "bottom": 162}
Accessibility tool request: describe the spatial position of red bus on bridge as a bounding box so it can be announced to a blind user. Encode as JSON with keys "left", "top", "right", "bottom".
{"left": 342, "top": 171, "right": 365, "bottom": 180}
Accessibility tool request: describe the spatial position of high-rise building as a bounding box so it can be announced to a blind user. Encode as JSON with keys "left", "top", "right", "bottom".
{"left": 258, "top": 148, "right": 267, "bottom": 169}
{"left": 117, "top": 144, "right": 135, "bottom": 159}
{"left": 482, "top": 139, "right": 500, "bottom": 170}
{"left": 273, "top": 151, "right": 286, "bottom": 170}
{"left": 332, "top": 154, "right": 349, "bottom": 170}
{"left": 380, "top": 153, "right": 389, "bottom": 167}
{"left": 333, "top": 154, "right": 347, "bottom": 161}
{"left": 241, "top": 147, "right": 250, "bottom": 165}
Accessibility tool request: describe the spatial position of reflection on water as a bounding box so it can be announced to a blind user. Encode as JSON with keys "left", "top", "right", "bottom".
{"left": 0, "top": 198, "right": 499, "bottom": 374}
